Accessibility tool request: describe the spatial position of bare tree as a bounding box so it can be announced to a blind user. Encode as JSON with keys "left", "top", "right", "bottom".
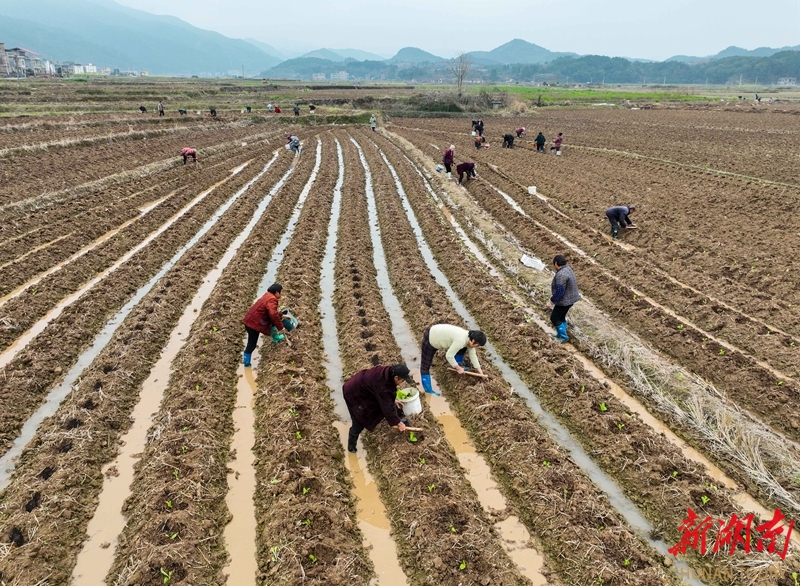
{"left": 450, "top": 52, "right": 472, "bottom": 97}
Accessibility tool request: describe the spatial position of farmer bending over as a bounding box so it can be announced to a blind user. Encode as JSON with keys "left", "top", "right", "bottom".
{"left": 180, "top": 147, "right": 198, "bottom": 164}
{"left": 242, "top": 283, "right": 287, "bottom": 367}
{"left": 419, "top": 324, "right": 486, "bottom": 396}
{"left": 343, "top": 364, "right": 414, "bottom": 453}
{"left": 502, "top": 133, "right": 515, "bottom": 148}
{"left": 605, "top": 205, "right": 636, "bottom": 239}
{"left": 457, "top": 161, "right": 477, "bottom": 184}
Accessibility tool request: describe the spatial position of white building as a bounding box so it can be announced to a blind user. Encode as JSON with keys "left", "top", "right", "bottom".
{"left": 330, "top": 71, "right": 348, "bottom": 81}
{"left": 84, "top": 63, "right": 97, "bottom": 74}
{"left": 777, "top": 77, "right": 797, "bottom": 86}
{"left": 312, "top": 73, "right": 326, "bottom": 81}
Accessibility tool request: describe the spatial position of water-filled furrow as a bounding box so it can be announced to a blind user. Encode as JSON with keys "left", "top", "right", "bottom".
{"left": 366, "top": 138, "right": 705, "bottom": 586}
{"left": 0, "top": 154, "right": 280, "bottom": 489}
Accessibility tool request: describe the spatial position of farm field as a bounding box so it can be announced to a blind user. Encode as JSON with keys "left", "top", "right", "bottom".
{"left": 0, "top": 83, "right": 798, "bottom": 586}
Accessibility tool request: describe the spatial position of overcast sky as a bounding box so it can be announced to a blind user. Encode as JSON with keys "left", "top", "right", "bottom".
{"left": 114, "top": 0, "right": 799, "bottom": 60}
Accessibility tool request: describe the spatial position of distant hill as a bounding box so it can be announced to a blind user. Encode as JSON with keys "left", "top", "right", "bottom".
{"left": 0, "top": 0, "right": 280, "bottom": 75}
{"left": 334, "top": 49, "right": 388, "bottom": 62}
{"left": 244, "top": 38, "right": 288, "bottom": 62}
{"left": 388, "top": 47, "right": 445, "bottom": 63}
{"left": 301, "top": 48, "right": 347, "bottom": 62}
{"left": 468, "top": 39, "right": 577, "bottom": 65}
{"left": 667, "top": 44, "right": 800, "bottom": 63}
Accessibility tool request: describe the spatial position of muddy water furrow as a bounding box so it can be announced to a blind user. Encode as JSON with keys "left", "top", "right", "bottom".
{"left": 360, "top": 130, "right": 679, "bottom": 586}
{"left": 250, "top": 135, "right": 374, "bottom": 585}
{"left": 0, "top": 152, "right": 295, "bottom": 586}
{"left": 0, "top": 151, "right": 291, "bottom": 448}
{"left": 338, "top": 134, "right": 529, "bottom": 586}
{"left": 0, "top": 124, "right": 264, "bottom": 205}
{"left": 107, "top": 145, "right": 319, "bottom": 586}
{"left": 372, "top": 131, "right": 800, "bottom": 584}
{"left": 392, "top": 126, "right": 800, "bottom": 446}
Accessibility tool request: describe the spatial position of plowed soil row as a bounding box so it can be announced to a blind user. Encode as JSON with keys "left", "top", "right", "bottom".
{"left": 338, "top": 134, "right": 531, "bottom": 586}
{"left": 369, "top": 131, "right": 800, "bottom": 583}
{"left": 252, "top": 134, "right": 374, "bottom": 585}
{"left": 391, "top": 126, "right": 800, "bottom": 447}
{"left": 0, "top": 123, "right": 264, "bottom": 203}
{"left": 0, "top": 147, "right": 292, "bottom": 449}
{"left": 359, "top": 130, "right": 677, "bottom": 586}
{"left": 107, "top": 147, "right": 318, "bottom": 586}
{"left": 0, "top": 148, "right": 298, "bottom": 586}
{"left": 0, "top": 150, "right": 256, "bottom": 298}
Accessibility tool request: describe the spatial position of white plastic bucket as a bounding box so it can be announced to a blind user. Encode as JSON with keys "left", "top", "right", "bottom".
{"left": 556, "top": 150, "right": 562, "bottom": 156}
{"left": 285, "top": 143, "right": 291, "bottom": 150}
{"left": 397, "top": 388, "right": 422, "bottom": 416}
{"left": 471, "top": 131, "right": 477, "bottom": 136}
{"left": 527, "top": 186, "right": 537, "bottom": 195}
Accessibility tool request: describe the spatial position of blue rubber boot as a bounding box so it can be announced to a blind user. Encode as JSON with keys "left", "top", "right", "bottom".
{"left": 454, "top": 351, "right": 469, "bottom": 371}
{"left": 243, "top": 353, "right": 252, "bottom": 367}
{"left": 553, "top": 322, "right": 569, "bottom": 343}
{"left": 421, "top": 374, "right": 440, "bottom": 396}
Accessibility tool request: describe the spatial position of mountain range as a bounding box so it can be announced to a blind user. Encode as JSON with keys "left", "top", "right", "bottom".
{"left": 0, "top": 0, "right": 795, "bottom": 81}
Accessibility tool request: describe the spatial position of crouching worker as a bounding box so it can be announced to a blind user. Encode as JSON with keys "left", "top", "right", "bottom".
{"left": 605, "top": 205, "right": 636, "bottom": 239}
{"left": 180, "top": 147, "right": 198, "bottom": 164}
{"left": 286, "top": 135, "right": 301, "bottom": 154}
{"left": 343, "top": 364, "right": 414, "bottom": 453}
{"left": 502, "top": 133, "right": 515, "bottom": 148}
{"left": 457, "top": 161, "right": 477, "bottom": 184}
{"left": 242, "top": 283, "right": 289, "bottom": 366}
{"left": 419, "top": 324, "right": 486, "bottom": 396}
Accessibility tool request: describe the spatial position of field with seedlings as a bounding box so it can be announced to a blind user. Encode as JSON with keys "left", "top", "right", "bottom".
{"left": 0, "top": 80, "right": 798, "bottom": 586}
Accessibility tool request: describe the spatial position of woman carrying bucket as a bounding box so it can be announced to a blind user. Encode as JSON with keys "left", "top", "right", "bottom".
{"left": 419, "top": 324, "right": 486, "bottom": 396}
{"left": 343, "top": 364, "right": 414, "bottom": 453}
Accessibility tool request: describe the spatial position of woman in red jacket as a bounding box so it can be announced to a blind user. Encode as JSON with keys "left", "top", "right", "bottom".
{"left": 242, "top": 283, "right": 286, "bottom": 366}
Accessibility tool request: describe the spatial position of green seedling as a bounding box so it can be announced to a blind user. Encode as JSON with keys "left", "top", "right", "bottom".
{"left": 309, "top": 554, "right": 317, "bottom": 564}
{"left": 718, "top": 349, "right": 725, "bottom": 356}
{"left": 791, "top": 572, "right": 798, "bottom": 586}
{"left": 204, "top": 339, "right": 208, "bottom": 344}
{"left": 172, "top": 470, "right": 179, "bottom": 480}
{"left": 677, "top": 324, "right": 684, "bottom": 330}
{"left": 459, "top": 561, "right": 467, "bottom": 571}
{"left": 791, "top": 342, "right": 796, "bottom": 347}
{"left": 270, "top": 546, "right": 279, "bottom": 563}
{"left": 599, "top": 402, "right": 608, "bottom": 412}
{"left": 409, "top": 431, "right": 418, "bottom": 443}
{"left": 623, "top": 558, "right": 631, "bottom": 567}
{"left": 632, "top": 294, "right": 637, "bottom": 301}
{"left": 672, "top": 471, "right": 678, "bottom": 478}
{"left": 165, "top": 500, "right": 172, "bottom": 508}
{"left": 195, "top": 385, "right": 199, "bottom": 391}
{"left": 617, "top": 423, "right": 624, "bottom": 430}
{"left": 170, "top": 532, "right": 178, "bottom": 540}
{"left": 182, "top": 426, "right": 189, "bottom": 431}
{"left": 418, "top": 457, "right": 426, "bottom": 465}
{"left": 427, "top": 483, "right": 435, "bottom": 493}
{"left": 777, "top": 381, "right": 784, "bottom": 386}
{"left": 160, "top": 568, "right": 173, "bottom": 584}
{"left": 493, "top": 395, "right": 498, "bottom": 401}
{"left": 212, "top": 327, "right": 218, "bottom": 332}
{"left": 303, "top": 519, "right": 311, "bottom": 526}
{"left": 542, "top": 461, "right": 551, "bottom": 467}
{"left": 270, "top": 479, "right": 280, "bottom": 484}
{"left": 450, "top": 525, "right": 457, "bottom": 533}
{"left": 598, "top": 525, "right": 605, "bottom": 531}
{"left": 289, "top": 408, "right": 298, "bottom": 417}
{"left": 295, "top": 431, "right": 303, "bottom": 440}
{"left": 302, "top": 487, "right": 310, "bottom": 495}
{"left": 181, "top": 446, "right": 187, "bottom": 454}
{"left": 290, "top": 360, "right": 295, "bottom": 365}
{"left": 580, "top": 385, "right": 585, "bottom": 392}
{"left": 700, "top": 495, "right": 710, "bottom": 505}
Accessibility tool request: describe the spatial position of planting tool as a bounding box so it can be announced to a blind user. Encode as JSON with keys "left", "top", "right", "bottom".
{"left": 393, "top": 426, "right": 424, "bottom": 432}
{"left": 448, "top": 367, "right": 488, "bottom": 379}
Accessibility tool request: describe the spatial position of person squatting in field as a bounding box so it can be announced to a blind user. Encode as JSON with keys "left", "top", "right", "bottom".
{"left": 502, "top": 133, "right": 515, "bottom": 148}
{"left": 442, "top": 144, "right": 455, "bottom": 178}
{"left": 286, "top": 135, "right": 301, "bottom": 153}
{"left": 605, "top": 205, "right": 636, "bottom": 238}
{"left": 546, "top": 255, "right": 581, "bottom": 343}
{"left": 551, "top": 132, "right": 564, "bottom": 153}
{"left": 180, "top": 147, "right": 198, "bottom": 164}
{"left": 242, "top": 283, "right": 288, "bottom": 367}
{"left": 343, "top": 364, "right": 414, "bottom": 452}
{"left": 419, "top": 324, "right": 486, "bottom": 396}
{"left": 138, "top": 104, "right": 147, "bottom": 113}
{"left": 474, "top": 135, "right": 486, "bottom": 150}
{"left": 515, "top": 127, "right": 526, "bottom": 138}
{"left": 457, "top": 161, "right": 477, "bottom": 184}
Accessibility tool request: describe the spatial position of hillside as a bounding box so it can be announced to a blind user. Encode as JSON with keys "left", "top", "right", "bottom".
{"left": 243, "top": 38, "right": 288, "bottom": 62}
{"left": 0, "top": 0, "right": 280, "bottom": 75}
{"left": 468, "top": 39, "right": 577, "bottom": 65}
{"left": 388, "top": 47, "right": 445, "bottom": 63}
{"left": 668, "top": 44, "right": 800, "bottom": 63}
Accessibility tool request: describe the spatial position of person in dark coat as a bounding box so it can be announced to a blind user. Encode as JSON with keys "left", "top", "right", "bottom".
{"left": 210, "top": 107, "right": 217, "bottom": 117}
{"left": 546, "top": 255, "right": 581, "bottom": 343}
{"left": 476, "top": 119, "right": 485, "bottom": 137}
{"left": 442, "top": 144, "right": 455, "bottom": 178}
{"left": 294, "top": 104, "right": 300, "bottom": 116}
{"left": 535, "top": 132, "right": 546, "bottom": 152}
{"left": 502, "top": 133, "right": 515, "bottom": 148}
{"left": 605, "top": 205, "right": 636, "bottom": 238}
{"left": 242, "top": 283, "right": 287, "bottom": 366}
{"left": 474, "top": 135, "right": 486, "bottom": 150}
{"left": 457, "top": 161, "right": 477, "bottom": 184}
{"left": 138, "top": 104, "right": 147, "bottom": 113}
{"left": 343, "top": 364, "right": 414, "bottom": 452}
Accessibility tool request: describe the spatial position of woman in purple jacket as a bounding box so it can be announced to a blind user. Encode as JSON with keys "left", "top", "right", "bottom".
{"left": 442, "top": 144, "right": 455, "bottom": 178}
{"left": 343, "top": 364, "right": 414, "bottom": 453}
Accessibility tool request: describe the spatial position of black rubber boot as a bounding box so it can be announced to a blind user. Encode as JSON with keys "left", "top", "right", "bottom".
{"left": 347, "top": 427, "right": 359, "bottom": 453}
